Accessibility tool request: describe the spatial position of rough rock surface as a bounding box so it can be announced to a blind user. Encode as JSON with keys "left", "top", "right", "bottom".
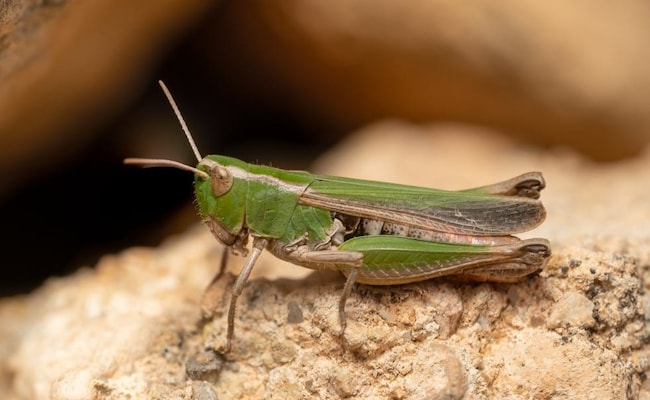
{"left": 1, "top": 123, "right": 649, "bottom": 399}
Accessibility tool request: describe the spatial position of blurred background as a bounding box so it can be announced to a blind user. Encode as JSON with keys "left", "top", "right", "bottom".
{"left": 1, "top": 0, "right": 649, "bottom": 295}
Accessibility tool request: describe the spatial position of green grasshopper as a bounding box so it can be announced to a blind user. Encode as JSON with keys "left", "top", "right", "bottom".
{"left": 125, "top": 81, "right": 550, "bottom": 353}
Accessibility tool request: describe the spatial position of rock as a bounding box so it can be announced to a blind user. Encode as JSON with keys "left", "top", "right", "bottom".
{"left": 547, "top": 292, "right": 595, "bottom": 330}
{"left": 1, "top": 123, "right": 649, "bottom": 399}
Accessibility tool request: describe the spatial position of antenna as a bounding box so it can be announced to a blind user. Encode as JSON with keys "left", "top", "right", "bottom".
{"left": 122, "top": 81, "right": 209, "bottom": 179}
{"left": 123, "top": 158, "right": 209, "bottom": 179}
{"left": 158, "top": 80, "right": 203, "bottom": 163}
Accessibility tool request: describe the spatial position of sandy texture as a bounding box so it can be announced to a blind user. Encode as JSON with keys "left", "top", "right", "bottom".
{"left": 2, "top": 123, "right": 649, "bottom": 399}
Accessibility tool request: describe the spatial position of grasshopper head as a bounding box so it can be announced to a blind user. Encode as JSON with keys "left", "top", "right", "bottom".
{"left": 194, "top": 156, "right": 248, "bottom": 252}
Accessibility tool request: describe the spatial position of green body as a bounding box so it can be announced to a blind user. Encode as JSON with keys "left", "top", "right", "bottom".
{"left": 195, "top": 155, "right": 543, "bottom": 244}
{"left": 194, "top": 155, "right": 548, "bottom": 283}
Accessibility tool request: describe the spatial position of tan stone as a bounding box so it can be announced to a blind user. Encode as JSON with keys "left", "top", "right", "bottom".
{"left": 1, "top": 123, "right": 649, "bottom": 399}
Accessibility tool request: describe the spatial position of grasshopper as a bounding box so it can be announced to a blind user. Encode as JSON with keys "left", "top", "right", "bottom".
{"left": 125, "top": 81, "right": 551, "bottom": 353}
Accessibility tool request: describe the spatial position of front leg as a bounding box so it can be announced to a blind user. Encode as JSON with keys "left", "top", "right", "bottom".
{"left": 223, "top": 236, "right": 268, "bottom": 353}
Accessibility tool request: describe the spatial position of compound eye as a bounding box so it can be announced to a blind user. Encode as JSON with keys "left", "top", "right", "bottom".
{"left": 210, "top": 165, "right": 233, "bottom": 196}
